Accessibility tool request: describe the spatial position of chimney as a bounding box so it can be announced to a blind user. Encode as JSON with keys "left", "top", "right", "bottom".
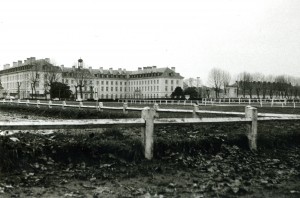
{"left": 152, "top": 66, "right": 157, "bottom": 69}
{"left": 72, "top": 65, "right": 75, "bottom": 69}
{"left": 118, "top": 68, "right": 122, "bottom": 73}
{"left": 45, "top": 58, "right": 50, "bottom": 63}
{"left": 171, "top": 67, "right": 175, "bottom": 71}
{"left": 138, "top": 67, "right": 142, "bottom": 71}
{"left": 61, "top": 65, "right": 64, "bottom": 70}
{"left": 31, "top": 57, "right": 36, "bottom": 61}
{"left": 123, "top": 69, "right": 126, "bottom": 72}
{"left": 89, "top": 66, "right": 92, "bottom": 72}
{"left": 18, "top": 60, "right": 22, "bottom": 66}
{"left": 99, "top": 67, "right": 103, "bottom": 73}
{"left": 109, "top": 68, "right": 113, "bottom": 73}
{"left": 143, "top": 67, "right": 147, "bottom": 70}
{"left": 24, "top": 60, "right": 27, "bottom": 64}
{"left": 13, "top": 62, "right": 17, "bottom": 67}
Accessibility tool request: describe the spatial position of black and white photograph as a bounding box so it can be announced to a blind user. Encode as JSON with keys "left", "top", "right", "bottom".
{"left": 0, "top": 0, "right": 300, "bottom": 197}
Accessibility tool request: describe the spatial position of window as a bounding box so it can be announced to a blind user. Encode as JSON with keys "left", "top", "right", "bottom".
{"left": 176, "top": 80, "right": 179, "bottom": 84}
{"left": 165, "top": 80, "right": 168, "bottom": 84}
{"left": 106, "top": 81, "right": 108, "bottom": 85}
{"left": 111, "top": 81, "right": 113, "bottom": 85}
{"left": 115, "top": 87, "right": 118, "bottom": 91}
{"left": 97, "top": 81, "right": 99, "bottom": 85}
{"left": 106, "top": 87, "right": 108, "bottom": 91}
{"left": 120, "top": 87, "right": 122, "bottom": 91}
{"left": 171, "top": 80, "right": 173, "bottom": 84}
{"left": 165, "top": 86, "right": 168, "bottom": 91}
{"left": 111, "top": 87, "right": 113, "bottom": 91}
{"left": 101, "top": 81, "right": 104, "bottom": 85}
{"left": 101, "top": 87, "right": 104, "bottom": 91}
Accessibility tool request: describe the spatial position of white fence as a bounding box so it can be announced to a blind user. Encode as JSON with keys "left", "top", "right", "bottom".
{"left": 119, "top": 98, "right": 300, "bottom": 108}
{"left": 1, "top": 99, "right": 300, "bottom": 160}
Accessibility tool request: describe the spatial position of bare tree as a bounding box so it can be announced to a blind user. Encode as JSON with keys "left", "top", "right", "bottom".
{"left": 252, "top": 72, "right": 265, "bottom": 99}
{"left": 208, "top": 68, "right": 223, "bottom": 98}
{"left": 28, "top": 62, "right": 40, "bottom": 99}
{"left": 17, "top": 82, "right": 22, "bottom": 99}
{"left": 43, "top": 63, "right": 62, "bottom": 99}
{"left": 237, "top": 72, "right": 251, "bottom": 98}
{"left": 221, "top": 71, "right": 231, "bottom": 95}
{"left": 72, "top": 66, "right": 91, "bottom": 99}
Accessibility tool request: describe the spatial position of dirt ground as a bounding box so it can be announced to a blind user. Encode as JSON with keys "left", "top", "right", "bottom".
{"left": 1, "top": 111, "right": 300, "bottom": 198}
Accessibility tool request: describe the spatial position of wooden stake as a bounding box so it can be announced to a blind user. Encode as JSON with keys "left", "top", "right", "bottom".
{"left": 141, "top": 107, "right": 156, "bottom": 160}
{"left": 245, "top": 106, "right": 258, "bottom": 151}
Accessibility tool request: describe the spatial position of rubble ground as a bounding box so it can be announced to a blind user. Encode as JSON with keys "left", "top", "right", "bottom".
{"left": 0, "top": 106, "right": 300, "bottom": 197}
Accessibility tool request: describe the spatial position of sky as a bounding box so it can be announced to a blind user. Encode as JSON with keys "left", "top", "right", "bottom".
{"left": 0, "top": 0, "right": 300, "bottom": 85}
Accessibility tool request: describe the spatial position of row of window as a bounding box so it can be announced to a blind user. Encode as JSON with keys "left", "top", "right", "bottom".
{"left": 63, "top": 79, "right": 181, "bottom": 86}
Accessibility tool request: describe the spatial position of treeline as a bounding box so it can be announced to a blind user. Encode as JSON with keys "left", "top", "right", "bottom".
{"left": 184, "top": 68, "right": 300, "bottom": 99}
{"left": 236, "top": 72, "right": 300, "bottom": 99}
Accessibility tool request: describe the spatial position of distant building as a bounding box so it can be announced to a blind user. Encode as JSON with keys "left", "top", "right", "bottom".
{"left": 0, "top": 57, "right": 184, "bottom": 99}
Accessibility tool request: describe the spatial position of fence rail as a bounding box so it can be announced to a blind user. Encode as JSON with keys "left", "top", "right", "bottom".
{"left": 1, "top": 99, "right": 300, "bottom": 159}
{"left": 119, "top": 98, "right": 300, "bottom": 108}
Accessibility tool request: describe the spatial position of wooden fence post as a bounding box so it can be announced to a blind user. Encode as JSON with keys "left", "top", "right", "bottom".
{"left": 271, "top": 98, "right": 274, "bottom": 107}
{"left": 193, "top": 104, "right": 199, "bottom": 118}
{"left": 62, "top": 101, "right": 66, "bottom": 109}
{"left": 153, "top": 103, "right": 159, "bottom": 111}
{"left": 123, "top": 102, "right": 128, "bottom": 114}
{"left": 245, "top": 106, "right": 258, "bottom": 151}
{"left": 17, "top": 99, "right": 20, "bottom": 105}
{"left": 99, "top": 102, "right": 103, "bottom": 111}
{"left": 36, "top": 100, "right": 40, "bottom": 108}
{"left": 26, "top": 100, "right": 29, "bottom": 106}
{"left": 141, "top": 107, "right": 156, "bottom": 160}
{"left": 79, "top": 101, "right": 83, "bottom": 109}
{"left": 48, "top": 100, "right": 52, "bottom": 108}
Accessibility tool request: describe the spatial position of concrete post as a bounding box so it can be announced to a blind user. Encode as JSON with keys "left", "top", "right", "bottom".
{"left": 79, "top": 101, "right": 83, "bottom": 109}
{"left": 123, "top": 102, "right": 128, "bottom": 114}
{"left": 193, "top": 104, "right": 199, "bottom": 118}
{"left": 141, "top": 107, "right": 156, "bottom": 160}
{"left": 26, "top": 100, "right": 29, "bottom": 106}
{"left": 153, "top": 103, "right": 159, "bottom": 111}
{"left": 36, "top": 100, "right": 40, "bottom": 108}
{"left": 62, "top": 101, "right": 66, "bottom": 109}
{"left": 245, "top": 106, "right": 258, "bottom": 151}
{"left": 99, "top": 102, "right": 103, "bottom": 111}
{"left": 17, "top": 99, "right": 20, "bottom": 105}
{"left": 48, "top": 100, "right": 52, "bottom": 108}
{"left": 271, "top": 98, "right": 274, "bottom": 107}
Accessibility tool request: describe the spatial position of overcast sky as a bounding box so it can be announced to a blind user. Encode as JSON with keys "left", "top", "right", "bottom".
{"left": 0, "top": 0, "right": 299, "bottom": 85}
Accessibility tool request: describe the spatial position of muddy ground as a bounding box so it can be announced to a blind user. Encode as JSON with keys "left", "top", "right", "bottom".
{"left": 1, "top": 109, "right": 300, "bottom": 197}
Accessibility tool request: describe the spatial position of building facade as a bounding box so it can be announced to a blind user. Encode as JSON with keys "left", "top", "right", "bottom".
{"left": 0, "top": 57, "right": 184, "bottom": 100}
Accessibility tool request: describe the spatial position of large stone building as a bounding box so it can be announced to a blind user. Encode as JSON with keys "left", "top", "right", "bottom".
{"left": 0, "top": 57, "right": 184, "bottom": 100}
